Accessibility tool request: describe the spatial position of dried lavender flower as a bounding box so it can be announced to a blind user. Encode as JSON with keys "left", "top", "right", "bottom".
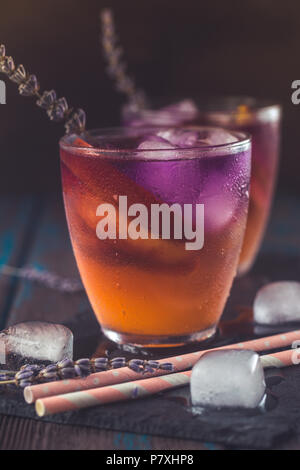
{"left": 0, "top": 44, "right": 86, "bottom": 135}
{"left": 0, "top": 265, "right": 84, "bottom": 293}
{"left": 0, "top": 356, "right": 174, "bottom": 388}
{"left": 65, "top": 108, "right": 86, "bottom": 135}
{"left": 100, "top": 9, "right": 147, "bottom": 110}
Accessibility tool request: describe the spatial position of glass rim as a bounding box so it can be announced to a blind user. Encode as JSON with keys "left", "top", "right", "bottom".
{"left": 122, "top": 96, "right": 281, "bottom": 124}
{"left": 197, "top": 97, "right": 281, "bottom": 122}
{"left": 194, "top": 96, "right": 280, "bottom": 114}
{"left": 59, "top": 126, "right": 251, "bottom": 161}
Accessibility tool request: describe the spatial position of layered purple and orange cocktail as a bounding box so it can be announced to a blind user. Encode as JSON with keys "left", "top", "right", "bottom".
{"left": 60, "top": 126, "right": 251, "bottom": 347}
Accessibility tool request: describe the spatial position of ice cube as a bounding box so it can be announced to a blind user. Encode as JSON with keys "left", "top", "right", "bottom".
{"left": 0, "top": 321, "right": 73, "bottom": 369}
{"left": 137, "top": 135, "right": 177, "bottom": 150}
{"left": 204, "top": 193, "right": 237, "bottom": 232}
{"left": 199, "top": 128, "right": 239, "bottom": 146}
{"left": 254, "top": 281, "right": 300, "bottom": 325}
{"left": 190, "top": 349, "right": 266, "bottom": 409}
{"left": 157, "top": 129, "right": 199, "bottom": 147}
{"left": 139, "top": 127, "right": 238, "bottom": 153}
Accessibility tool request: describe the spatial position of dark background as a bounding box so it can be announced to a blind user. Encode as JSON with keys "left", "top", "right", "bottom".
{"left": 0, "top": 0, "right": 299, "bottom": 195}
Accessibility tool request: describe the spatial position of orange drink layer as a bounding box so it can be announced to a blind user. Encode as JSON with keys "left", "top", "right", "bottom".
{"left": 60, "top": 127, "right": 251, "bottom": 347}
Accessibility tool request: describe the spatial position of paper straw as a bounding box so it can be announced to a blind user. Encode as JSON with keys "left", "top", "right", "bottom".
{"left": 35, "top": 347, "right": 299, "bottom": 417}
{"left": 25, "top": 329, "right": 300, "bottom": 404}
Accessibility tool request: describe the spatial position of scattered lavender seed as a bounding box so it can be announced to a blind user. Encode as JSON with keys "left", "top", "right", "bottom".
{"left": 132, "top": 387, "right": 139, "bottom": 398}
{"left": 159, "top": 363, "right": 174, "bottom": 371}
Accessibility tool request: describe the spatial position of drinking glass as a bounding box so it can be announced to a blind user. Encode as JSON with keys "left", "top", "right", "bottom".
{"left": 60, "top": 126, "right": 251, "bottom": 347}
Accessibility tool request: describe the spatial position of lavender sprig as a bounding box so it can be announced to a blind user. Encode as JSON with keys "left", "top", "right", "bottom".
{"left": 100, "top": 9, "right": 148, "bottom": 110}
{"left": 0, "top": 44, "right": 86, "bottom": 135}
{"left": 0, "top": 357, "right": 174, "bottom": 388}
{"left": 0, "top": 265, "right": 84, "bottom": 293}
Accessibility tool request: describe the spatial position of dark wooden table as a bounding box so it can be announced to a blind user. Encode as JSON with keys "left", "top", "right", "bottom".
{"left": 0, "top": 192, "right": 299, "bottom": 450}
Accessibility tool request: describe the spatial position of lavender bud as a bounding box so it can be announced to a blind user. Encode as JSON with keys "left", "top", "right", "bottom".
{"left": 15, "top": 370, "right": 34, "bottom": 381}
{"left": 93, "top": 358, "right": 108, "bottom": 370}
{"left": 128, "top": 362, "right": 142, "bottom": 373}
{"left": 57, "top": 359, "right": 74, "bottom": 369}
{"left": 76, "top": 359, "right": 90, "bottom": 367}
{"left": 19, "top": 380, "right": 32, "bottom": 389}
{"left": 74, "top": 364, "right": 85, "bottom": 377}
{"left": 21, "top": 364, "right": 42, "bottom": 373}
{"left": 111, "top": 357, "right": 126, "bottom": 363}
{"left": 10, "top": 64, "right": 27, "bottom": 84}
{"left": 94, "top": 364, "right": 108, "bottom": 372}
{"left": 159, "top": 363, "right": 174, "bottom": 371}
{"left": 44, "top": 364, "right": 58, "bottom": 373}
{"left": 143, "top": 365, "right": 155, "bottom": 374}
{"left": 130, "top": 359, "right": 144, "bottom": 366}
{"left": 36, "top": 90, "right": 57, "bottom": 109}
{"left": 110, "top": 357, "right": 126, "bottom": 367}
{"left": 47, "top": 97, "right": 68, "bottom": 121}
{"left": 41, "top": 371, "right": 59, "bottom": 381}
{"left": 0, "top": 44, "right": 6, "bottom": 57}
{"left": 18, "top": 74, "right": 39, "bottom": 96}
{"left": 147, "top": 361, "right": 160, "bottom": 369}
{"left": 0, "top": 56, "right": 15, "bottom": 75}
{"left": 60, "top": 367, "right": 77, "bottom": 379}
{"left": 76, "top": 364, "right": 91, "bottom": 376}
{"left": 64, "top": 108, "right": 86, "bottom": 134}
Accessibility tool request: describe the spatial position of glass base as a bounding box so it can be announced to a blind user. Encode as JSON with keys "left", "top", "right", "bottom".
{"left": 102, "top": 325, "right": 217, "bottom": 349}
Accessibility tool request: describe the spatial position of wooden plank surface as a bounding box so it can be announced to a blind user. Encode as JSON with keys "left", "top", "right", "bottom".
{"left": 0, "top": 414, "right": 220, "bottom": 450}
{"left": 6, "top": 194, "right": 91, "bottom": 327}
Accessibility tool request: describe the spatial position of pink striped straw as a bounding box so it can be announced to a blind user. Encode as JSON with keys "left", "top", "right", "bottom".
{"left": 24, "top": 329, "right": 300, "bottom": 404}
{"left": 35, "top": 347, "right": 300, "bottom": 417}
